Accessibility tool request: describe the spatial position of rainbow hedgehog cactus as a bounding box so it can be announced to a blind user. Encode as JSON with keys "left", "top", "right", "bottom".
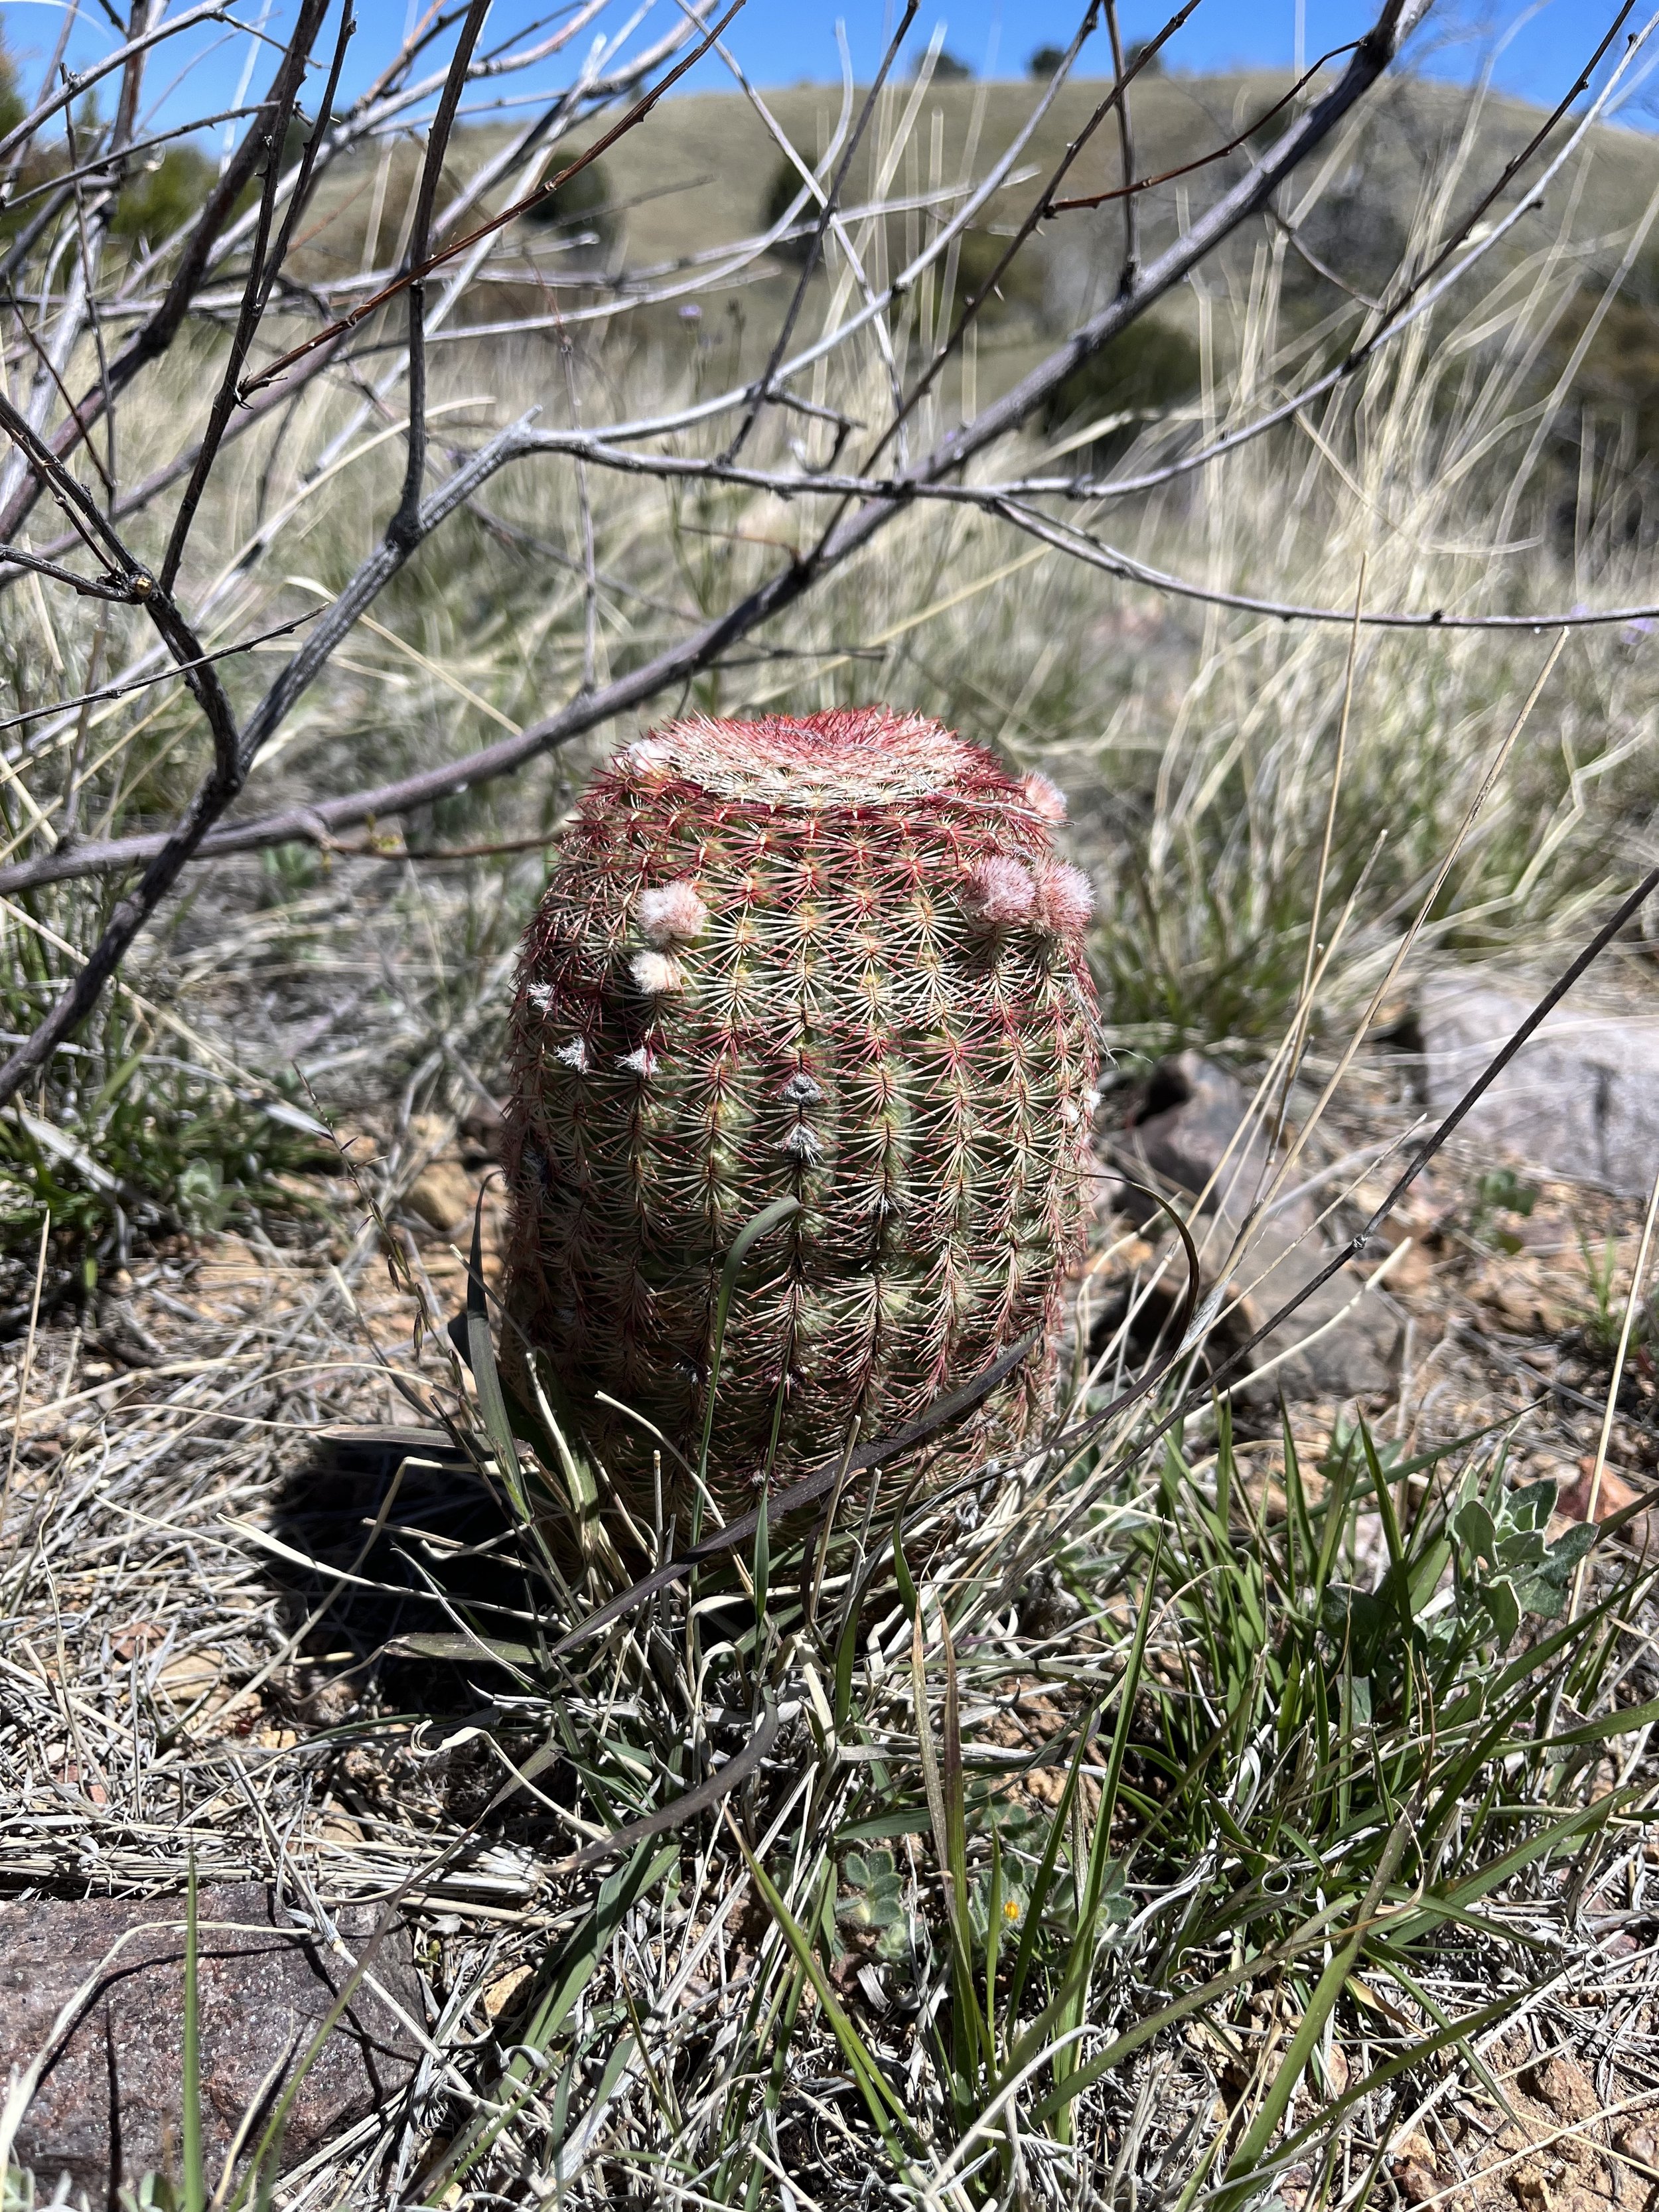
{"left": 502, "top": 707, "right": 1100, "bottom": 1514}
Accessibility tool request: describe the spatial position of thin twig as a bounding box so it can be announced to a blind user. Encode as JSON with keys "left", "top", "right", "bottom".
{"left": 1103, "top": 0, "right": 1139, "bottom": 291}
{"left": 390, "top": 0, "right": 492, "bottom": 552}
{"left": 238, "top": 0, "right": 750, "bottom": 402}
{"left": 157, "top": 0, "right": 332, "bottom": 592}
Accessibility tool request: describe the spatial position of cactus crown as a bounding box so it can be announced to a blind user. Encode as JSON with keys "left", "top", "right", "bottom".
{"left": 504, "top": 707, "right": 1099, "bottom": 1512}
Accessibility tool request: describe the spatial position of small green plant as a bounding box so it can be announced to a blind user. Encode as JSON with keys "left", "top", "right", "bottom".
{"left": 1451, "top": 1473, "right": 1596, "bottom": 1649}
{"left": 1469, "top": 1165, "right": 1539, "bottom": 1253}
{"left": 1, "top": 1011, "right": 326, "bottom": 1287}
{"left": 835, "top": 1846, "right": 916, "bottom": 1960}
{"left": 1575, "top": 1228, "right": 1654, "bottom": 1361}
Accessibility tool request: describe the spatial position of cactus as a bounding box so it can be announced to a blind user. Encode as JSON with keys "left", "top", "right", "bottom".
{"left": 502, "top": 707, "right": 1099, "bottom": 1514}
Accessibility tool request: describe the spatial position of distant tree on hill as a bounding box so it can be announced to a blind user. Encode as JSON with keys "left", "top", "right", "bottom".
{"left": 760, "top": 157, "right": 816, "bottom": 266}
{"left": 522, "top": 152, "right": 617, "bottom": 263}
{"left": 915, "top": 49, "right": 972, "bottom": 81}
{"left": 1029, "top": 38, "right": 1162, "bottom": 80}
{"left": 111, "top": 146, "right": 215, "bottom": 249}
{"left": 0, "top": 35, "right": 21, "bottom": 140}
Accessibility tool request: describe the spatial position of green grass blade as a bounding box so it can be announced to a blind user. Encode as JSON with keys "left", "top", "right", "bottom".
{"left": 695, "top": 1195, "right": 800, "bottom": 1519}
{"left": 466, "top": 1194, "right": 527, "bottom": 1516}
{"left": 731, "top": 1819, "right": 918, "bottom": 2168}
{"left": 1099, "top": 1528, "right": 1160, "bottom": 1840}
{"left": 1004, "top": 1707, "right": 1097, "bottom": 2026}
{"left": 1269, "top": 1984, "right": 1541, "bottom": 2173}
{"left": 911, "top": 1607, "right": 991, "bottom": 2097}
{"left": 753, "top": 1484, "right": 769, "bottom": 1630}
{"left": 1025, "top": 1895, "right": 1354, "bottom": 2123}
{"left": 1049, "top": 1535, "right": 1159, "bottom": 2129}
{"left": 940, "top": 1607, "right": 995, "bottom": 2079}
{"left": 429, "top": 1842, "right": 678, "bottom": 2196}
{"left": 1359, "top": 1420, "right": 1417, "bottom": 1647}
{"left": 1212, "top": 1810, "right": 1411, "bottom": 2206}
{"left": 892, "top": 1512, "right": 919, "bottom": 1625}
{"left": 183, "top": 1858, "right": 205, "bottom": 2212}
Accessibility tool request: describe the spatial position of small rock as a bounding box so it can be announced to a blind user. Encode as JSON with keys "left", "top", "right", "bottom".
{"left": 459, "top": 1095, "right": 506, "bottom": 1162}
{"left": 1404, "top": 976, "right": 1659, "bottom": 1198}
{"left": 405, "top": 1159, "right": 477, "bottom": 1232}
{"left": 1521, "top": 2053, "right": 1599, "bottom": 2123}
{"left": 1554, "top": 1461, "right": 1642, "bottom": 1528}
{"left": 482, "top": 1962, "right": 533, "bottom": 2021}
{"left": 1391, "top": 2131, "right": 1442, "bottom": 2206}
{"left": 1615, "top": 2123, "right": 1659, "bottom": 2174}
{"left": 0, "top": 1885, "right": 422, "bottom": 2203}
{"left": 1127, "top": 1054, "right": 1271, "bottom": 1208}
{"left": 1469, "top": 1254, "right": 1569, "bottom": 1338}
{"left": 1277, "top": 2164, "right": 1314, "bottom": 2212}
{"left": 1109, "top": 1053, "right": 1402, "bottom": 1402}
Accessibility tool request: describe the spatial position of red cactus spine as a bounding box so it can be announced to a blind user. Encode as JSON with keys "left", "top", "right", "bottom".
{"left": 503, "top": 707, "right": 1099, "bottom": 1511}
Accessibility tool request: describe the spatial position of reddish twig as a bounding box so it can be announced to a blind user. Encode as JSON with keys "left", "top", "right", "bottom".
{"left": 1103, "top": 0, "right": 1139, "bottom": 291}
{"left": 1048, "top": 39, "right": 1362, "bottom": 212}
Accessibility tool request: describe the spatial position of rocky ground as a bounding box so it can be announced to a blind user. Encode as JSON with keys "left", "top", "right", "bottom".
{"left": 1, "top": 965, "right": 1658, "bottom": 2207}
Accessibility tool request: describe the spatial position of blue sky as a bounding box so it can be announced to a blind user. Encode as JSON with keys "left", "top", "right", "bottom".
{"left": 0, "top": 1, "right": 1648, "bottom": 138}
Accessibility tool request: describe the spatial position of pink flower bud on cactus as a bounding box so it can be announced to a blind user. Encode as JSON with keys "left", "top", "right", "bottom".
{"left": 1021, "top": 771, "right": 1068, "bottom": 822}
{"left": 636, "top": 879, "right": 709, "bottom": 946}
{"left": 961, "top": 855, "right": 1038, "bottom": 926}
{"left": 628, "top": 948, "right": 684, "bottom": 995}
{"left": 504, "top": 706, "right": 1098, "bottom": 1514}
{"left": 1033, "top": 863, "right": 1094, "bottom": 938}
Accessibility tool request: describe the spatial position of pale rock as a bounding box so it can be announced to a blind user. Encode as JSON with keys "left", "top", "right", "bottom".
{"left": 1108, "top": 1053, "right": 1402, "bottom": 1402}
{"left": 1404, "top": 974, "right": 1659, "bottom": 1197}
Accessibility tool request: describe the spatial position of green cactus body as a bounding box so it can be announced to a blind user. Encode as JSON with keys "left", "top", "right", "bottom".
{"left": 503, "top": 707, "right": 1099, "bottom": 1513}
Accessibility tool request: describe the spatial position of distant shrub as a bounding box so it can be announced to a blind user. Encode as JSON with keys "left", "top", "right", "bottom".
{"left": 760, "top": 156, "right": 818, "bottom": 265}
{"left": 920, "top": 50, "right": 973, "bottom": 81}
{"left": 952, "top": 226, "right": 1045, "bottom": 319}
{"left": 1549, "top": 282, "right": 1659, "bottom": 468}
{"left": 1043, "top": 313, "right": 1201, "bottom": 433}
{"left": 110, "top": 144, "right": 214, "bottom": 246}
{"left": 522, "top": 151, "right": 617, "bottom": 263}
{"left": 1030, "top": 38, "right": 1160, "bottom": 84}
{"left": 0, "top": 37, "right": 21, "bottom": 141}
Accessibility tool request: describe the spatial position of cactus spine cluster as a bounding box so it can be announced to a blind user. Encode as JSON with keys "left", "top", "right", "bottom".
{"left": 503, "top": 707, "right": 1099, "bottom": 1512}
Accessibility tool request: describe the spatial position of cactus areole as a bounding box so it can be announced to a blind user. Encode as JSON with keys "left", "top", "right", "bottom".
{"left": 503, "top": 708, "right": 1099, "bottom": 1514}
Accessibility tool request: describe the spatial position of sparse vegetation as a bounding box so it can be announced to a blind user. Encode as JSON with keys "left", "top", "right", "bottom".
{"left": 3, "top": 10, "right": 1659, "bottom": 2207}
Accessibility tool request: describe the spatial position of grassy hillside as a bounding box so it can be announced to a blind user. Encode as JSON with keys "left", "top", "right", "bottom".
{"left": 292, "top": 68, "right": 1659, "bottom": 425}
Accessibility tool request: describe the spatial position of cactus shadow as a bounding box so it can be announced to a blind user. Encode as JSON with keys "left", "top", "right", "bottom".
{"left": 264, "top": 1430, "right": 538, "bottom": 1714}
